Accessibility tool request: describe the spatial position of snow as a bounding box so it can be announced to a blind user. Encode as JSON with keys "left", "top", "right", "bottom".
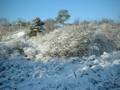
{"left": 14, "top": 31, "right": 26, "bottom": 38}
{"left": 0, "top": 24, "right": 120, "bottom": 90}
{"left": 0, "top": 53, "right": 120, "bottom": 90}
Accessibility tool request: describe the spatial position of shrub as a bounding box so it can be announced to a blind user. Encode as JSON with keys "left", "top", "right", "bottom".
{"left": 89, "top": 34, "right": 116, "bottom": 56}
{"left": 23, "top": 47, "right": 37, "bottom": 59}
{"left": 44, "top": 19, "right": 55, "bottom": 31}
{"left": 0, "top": 40, "right": 27, "bottom": 59}
{"left": 37, "top": 26, "right": 91, "bottom": 58}
{"left": 74, "top": 18, "right": 80, "bottom": 26}
{"left": 36, "top": 23, "right": 118, "bottom": 58}
{"left": 99, "top": 18, "right": 114, "bottom": 24}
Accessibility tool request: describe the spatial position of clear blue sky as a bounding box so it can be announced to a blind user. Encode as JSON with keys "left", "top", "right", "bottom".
{"left": 0, "top": 0, "right": 120, "bottom": 23}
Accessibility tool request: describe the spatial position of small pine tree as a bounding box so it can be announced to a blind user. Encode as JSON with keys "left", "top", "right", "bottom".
{"left": 29, "top": 17, "right": 44, "bottom": 37}
{"left": 55, "top": 9, "right": 70, "bottom": 26}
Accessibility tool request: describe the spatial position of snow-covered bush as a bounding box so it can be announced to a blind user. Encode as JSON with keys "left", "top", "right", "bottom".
{"left": 23, "top": 47, "right": 38, "bottom": 59}
{"left": 89, "top": 34, "right": 116, "bottom": 56}
{"left": 0, "top": 22, "right": 119, "bottom": 59}
{"left": 0, "top": 39, "right": 28, "bottom": 59}
{"left": 37, "top": 27, "right": 91, "bottom": 58}
{"left": 0, "top": 48, "right": 10, "bottom": 59}
{"left": 36, "top": 24, "right": 118, "bottom": 58}
{"left": 96, "top": 23, "right": 120, "bottom": 51}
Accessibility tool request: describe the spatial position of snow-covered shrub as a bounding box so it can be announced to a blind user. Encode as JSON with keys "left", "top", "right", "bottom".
{"left": 89, "top": 34, "right": 116, "bottom": 56}
{"left": 0, "top": 48, "right": 10, "bottom": 59}
{"left": 96, "top": 23, "right": 120, "bottom": 51}
{"left": 0, "top": 39, "right": 28, "bottom": 59}
{"left": 35, "top": 23, "right": 118, "bottom": 58}
{"left": 100, "top": 51, "right": 120, "bottom": 62}
{"left": 23, "top": 47, "right": 37, "bottom": 59}
{"left": 44, "top": 19, "right": 55, "bottom": 31}
{"left": 37, "top": 27, "right": 91, "bottom": 58}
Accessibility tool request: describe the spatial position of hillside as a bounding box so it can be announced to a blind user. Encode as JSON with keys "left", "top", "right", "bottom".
{"left": 0, "top": 23, "right": 120, "bottom": 90}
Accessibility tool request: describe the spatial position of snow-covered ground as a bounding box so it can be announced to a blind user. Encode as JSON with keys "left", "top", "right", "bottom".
{"left": 0, "top": 52, "right": 120, "bottom": 90}
{"left": 0, "top": 24, "right": 120, "bottom": 90}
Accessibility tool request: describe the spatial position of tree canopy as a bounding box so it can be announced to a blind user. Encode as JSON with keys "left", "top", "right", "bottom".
{"left": 55, "top": 9, "right": 70, "bottom": 25}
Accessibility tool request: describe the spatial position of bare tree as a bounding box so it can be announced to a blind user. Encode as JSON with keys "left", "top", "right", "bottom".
{"left": 13, "top": 18, "right": 27, "bottom": 30}
{"left": 74, "top": 18, "right": 80, "bottom": 25}
{"left": 44, "top": 18, "right": 55, "bottom": 31}
{"left": 0, "top": 18, "right": 11, "bottom": 41}
{"left": 0, "top": 18, "right": 9, "bottom": 29}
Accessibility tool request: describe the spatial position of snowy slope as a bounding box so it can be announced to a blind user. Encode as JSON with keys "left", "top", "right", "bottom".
{"left": 0, "top": 24, "right": 120, "bottom": 90}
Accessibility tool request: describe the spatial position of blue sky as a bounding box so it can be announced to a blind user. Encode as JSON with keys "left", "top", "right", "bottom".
{"left": 0, "top": 0, "right": 120, "bottom": 23}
